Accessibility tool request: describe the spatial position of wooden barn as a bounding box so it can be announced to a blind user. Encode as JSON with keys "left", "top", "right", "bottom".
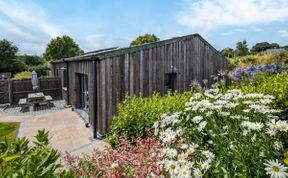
{"left": 51, "top": 33, "right": 229, "bottom": 138}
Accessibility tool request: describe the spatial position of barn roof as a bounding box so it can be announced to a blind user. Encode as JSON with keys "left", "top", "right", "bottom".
{"left": 52, "top": 33, "right": 222, "bottom": 63}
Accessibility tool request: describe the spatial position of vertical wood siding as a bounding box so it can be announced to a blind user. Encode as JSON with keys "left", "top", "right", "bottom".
{"left": 53, "top": 35, "right": 229, "bottom": 135}
{"left": 96, "top": 37, "right": 228, "bottom": 134}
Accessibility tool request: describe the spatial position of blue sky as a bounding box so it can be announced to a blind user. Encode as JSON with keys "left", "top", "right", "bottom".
{"left": 0, "top": 0, "right": 288, "bottom": 55}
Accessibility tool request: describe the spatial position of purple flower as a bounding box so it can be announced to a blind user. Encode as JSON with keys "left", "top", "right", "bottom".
{"left": 231, "top": 63, "right": 287, "bottom": 82}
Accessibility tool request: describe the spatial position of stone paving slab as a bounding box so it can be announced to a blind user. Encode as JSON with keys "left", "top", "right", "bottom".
{"left": 0, "top": 108, "right": 109, "bottom": 155}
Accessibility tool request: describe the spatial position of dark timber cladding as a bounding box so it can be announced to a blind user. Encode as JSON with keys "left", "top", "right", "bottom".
{"left": 51, "top": 34, "right": 229, "bottom": 136}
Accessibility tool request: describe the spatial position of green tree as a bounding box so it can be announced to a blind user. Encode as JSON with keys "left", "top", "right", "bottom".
{"left": 235, "top": 40, "right": 249, "bottom": 56}
{"left": 220, "top": 48, "right": 234, "bottom": 58}
{"left": 270, "top": 43, "right": 280, "bottom": 49}
{"left": 44, "top": 35, "right": 84, "bottom": 61}
{"left": 250, "top": 42, "right": 280, "bottom": 53}
{"left": 17, "top": 55, "right": 44, "bottom": 66}
{"left": 130, "top": 34, "right": 159, "bottom": 46}
{"left": 0, "top": 39, "right": 26, "bottom": 73}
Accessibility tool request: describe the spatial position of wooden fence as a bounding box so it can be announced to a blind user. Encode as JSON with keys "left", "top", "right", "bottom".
{"left": 0, "top": 78, "right": 62, "bottom": 105}
{"left": 0, "top": 80, "right": 9, "bottom": 104}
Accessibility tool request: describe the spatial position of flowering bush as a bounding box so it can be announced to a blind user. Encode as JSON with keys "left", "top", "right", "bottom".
{"left": 107, "top": 92, "right": 193, "bottom": 146}
{"left": 64, "top": 135, "right": 164, "bottom": 178}
{"left": 154, "top": 88, "right": 287, "bottom": 177}
{"left": 231, "top": 63, "right": 287, "bottom": 81}
{"left": 239, "top": 72, "right": 288, "bottom": 109}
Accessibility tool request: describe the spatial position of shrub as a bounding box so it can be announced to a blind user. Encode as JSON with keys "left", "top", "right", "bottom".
{"left": 0, "top": 129, "right": 74, "bottom": 177}
{"left": 238, "top": 72, "right": 288, "bottom": 109}
{"left": 13, "top": 71, "right": 32, "bottom": 80}
{"left": 154, "top": 88, "right": 287, "bottom": 177}
{"left": 27, "top": 63, "right": 50, "bottom": 77}
{"left": 231, "top": 63, "right": 287, "bottom": 81}
{"left": 228, "top": 52, "right": 288, "bottom": 71}
{"left": 64, "top": 135, "right": 163, "bottom": 178}
{"left": 107, "top": 91, "right": 193, "bottom": 145}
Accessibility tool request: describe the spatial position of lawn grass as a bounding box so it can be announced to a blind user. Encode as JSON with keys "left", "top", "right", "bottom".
{"left": 0, "top": 122, "right": 20, "bottom": 143}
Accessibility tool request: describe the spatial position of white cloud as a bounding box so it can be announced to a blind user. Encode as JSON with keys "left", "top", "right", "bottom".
{"left": 221, "top": 31, "right": 235, "bottom": 36}
{"left": 0, "top": 0, "right": 64, "bottom": 54}
{"left": 0, "top": 0, "right": 62, "bottom": 38}
{"left": 177, "top": 0, "right": 288, "bottom": 32}
{"left": 85, "top": 34, "right": 110, "bottom": 50}
{"left": 0, "top": 19, "right": 44, "bottom": 44}
{"left": 84, "top": 34, "right": 129, "bottom": 52}
{"left": 251, "top": 26, "right": 263, "bottom": 32}
{"left": 279, "top": 30, "right": 288, "bottom": 37}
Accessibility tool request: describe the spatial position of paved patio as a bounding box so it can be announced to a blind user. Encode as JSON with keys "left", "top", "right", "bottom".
{"left": 0, "top": 100, "right": 67, "bottom": 116}
{"left": 0, "top": 108, "right": 109, "bottom": 155}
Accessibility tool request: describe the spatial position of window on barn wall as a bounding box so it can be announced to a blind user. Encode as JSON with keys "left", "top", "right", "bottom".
{"left": 165, "top": 73, "right": 177, "bottom": 92}
{"left": 62, "top": 70, "right": 67, "bottom": 88}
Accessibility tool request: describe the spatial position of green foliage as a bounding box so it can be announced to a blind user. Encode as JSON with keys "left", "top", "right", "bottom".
{"left": 155, "top": 88, "right": 285, "bottom": 177}
{"left": 0, "top": 39, "right": 27, "bottom": 73}
{"left": 130, "top": 34, "right": 159, "bottom": 46}
{"left": 107, "top": 91, "right": 193, "bottom": 145}
{"left": 27, "top": 63, "right": 50, "bottom": 77}
{"left": 238, "top": 72, "right": 288, "bottom": 109}
{"left": 220, "top": 48, "right": 234, "bottom": 58}
{"left": 0, "top": 122, "right": 20, "bottom": 143}
{"left": 235, "top": 40, "right": 249, "bottom": 56}
{"left": 0, "top": 129, "right": 74, "bottom": 177}
{"left": 13, "top": 71, "right": 32, "bottom": 80}
{"left": 251, "top": 42, "right": 280, "bottom": 54}
{"left": 17, "top": 55, "right": 45, "bottom": 66}
{"left": 228, "top": 52, "right": 288, "bottom": 71}
{"left": 0, "top": 39, "right": 18, "bottom": 60}
{"left": 44, "top": 35, "right": 84, "bottom": 61}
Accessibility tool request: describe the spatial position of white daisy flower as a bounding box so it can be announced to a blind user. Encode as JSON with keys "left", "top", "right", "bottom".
{"left": 264, "top": 159, "right": 288, "bottom": 178}
{"left": 179, "top": 167, "right": 191, "bottom": 178}
{"left": 186, "top": 147, "right": 195, "bottom": 155}
{"left": 193, "top": 168, "right": 203, "bottom": 178}
{"left": 186, "top": 161, "right": 195, "bottom": 169}
{"left": 267, "top": 119, "right": 277, "bottom": 130}
{"left": 200, "top": 160, "right": 211, "bottom": 171}
{"left": 178, "top": 152, "right": 189, "bottom": 159}
{"left": 220, "top": 112, "right": 230, "bottom": 117}
{"left": 197, "top": 121, "right": 207, "bottom": 132}
{"left": 276, "top": 120, "right": 288, "bottom": 132}
{"left": 192, "top": 116, "right": 203, "bottom": 124}
{"left": 205, "top": 111, "right": 213, "bottom": 117}
{"left": 273, "top": 141, "right": 283, "bottom": 150}
{"left": 266, "top": 128, "right": 277, "bottom": 136}
{"left": 178, "top": 158, "right": 187, "bottom": 165}
{"left": 243, "top": 109, "right": 250, "bottom": 113}
{"left": 180, "top": 143, "right": 189, "bottom": 149}
{"left": 253, "top": 122, "right": 264, "bottom": 131}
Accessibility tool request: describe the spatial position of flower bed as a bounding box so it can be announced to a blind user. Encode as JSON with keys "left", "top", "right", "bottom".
{"left": 154, "top": 88, "right": 287, "bottom": 177}
{"left": 64, "top": 135, "right": 164, "bottom": 178}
